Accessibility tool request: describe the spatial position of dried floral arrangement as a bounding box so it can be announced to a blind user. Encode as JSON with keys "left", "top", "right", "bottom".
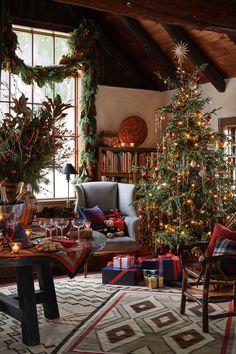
{"left": 2, "top": 16, "right": 100, "bottom": 182}
{"left": 0, "top": 94, "right": 72, "bottom": 192}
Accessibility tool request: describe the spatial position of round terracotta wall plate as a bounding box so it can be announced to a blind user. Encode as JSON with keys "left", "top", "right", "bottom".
{"left": 118, "top": 116, "right": 148, "bottom": 147}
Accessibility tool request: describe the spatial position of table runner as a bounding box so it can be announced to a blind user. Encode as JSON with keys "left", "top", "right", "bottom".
{"left": 0, "top": 239, "right": 92, "bottom": 278}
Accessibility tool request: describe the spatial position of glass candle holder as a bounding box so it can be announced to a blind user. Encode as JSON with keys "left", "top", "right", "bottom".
{"left": 9, "top": 242, "right": 22, "bottom": 254}
{"left": 25, "top": 228, "right": 32, "bottom": 239}
{"left": 83, "top": 221, "right": 91, "bottom": 229}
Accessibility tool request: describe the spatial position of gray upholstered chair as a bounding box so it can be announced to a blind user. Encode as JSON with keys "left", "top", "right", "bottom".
{"left": 74, "top": 181, "right": 140, "bottom": 255}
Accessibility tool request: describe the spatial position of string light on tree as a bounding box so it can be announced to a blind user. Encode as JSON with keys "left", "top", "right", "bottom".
{"left": 134, "top": 42, "right": 236, "bottom": 251}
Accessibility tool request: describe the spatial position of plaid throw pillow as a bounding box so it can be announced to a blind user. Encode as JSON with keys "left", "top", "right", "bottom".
{"left": 205, "top": 223, "right": 236, "bottom": 256}
{"left": 80, "top": 205, "right": 106, "bottom": 230}
{"left": 213, "top": 238, "right": 236, "bottom": 274}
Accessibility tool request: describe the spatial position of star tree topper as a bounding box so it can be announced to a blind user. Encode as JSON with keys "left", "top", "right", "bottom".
{"left": 172, "top": 41, "right": 189, "bottom": 67}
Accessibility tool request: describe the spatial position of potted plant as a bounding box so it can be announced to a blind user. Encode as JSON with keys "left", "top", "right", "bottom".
{"left": 0, "top": 94, "right": 72, "bottom": 226}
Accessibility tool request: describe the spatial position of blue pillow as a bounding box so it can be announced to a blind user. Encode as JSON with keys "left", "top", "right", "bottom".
{"left": 213, "top": 238, "right": 236, "bottom": 274}
{"left": 80, "top": 206, "right": 105, "bottom": 230}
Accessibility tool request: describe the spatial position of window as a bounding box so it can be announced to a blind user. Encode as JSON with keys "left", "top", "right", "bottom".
{"left": 0, "top": 25, "right": 81, "bottom": 199}
{"left": 219, "top": 117, "right": 236, "bottom": 182}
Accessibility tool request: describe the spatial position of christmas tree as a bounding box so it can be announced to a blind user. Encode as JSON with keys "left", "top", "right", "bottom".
{"left": 135, "top": 43, "right": 236, "bottom": 251}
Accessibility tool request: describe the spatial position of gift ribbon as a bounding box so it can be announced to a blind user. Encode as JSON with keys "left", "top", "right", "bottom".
{"left": 113, "top": 255, "right": 135, "bottom": 268}
{"left": 109, "top": 267, "right": 140, "bottom": 285}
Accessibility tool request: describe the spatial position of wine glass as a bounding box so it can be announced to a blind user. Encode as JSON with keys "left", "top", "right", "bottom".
{"left": 44, "top": 218, "right": 56, "bottom": 240}
{"left": 71, "top": 218, "right": 84, "bottom": 239}
{"left": 38, "top": 218, "right": 49, "bottom": 240}
{"left": 55, "top": 218, "right": 69, "bottom": 237}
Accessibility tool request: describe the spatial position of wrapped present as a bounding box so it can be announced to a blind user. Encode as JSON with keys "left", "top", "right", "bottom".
{"left": 144, "top": 275, "right": 164, "bottom": 288}
{"left": 158, "top": 254, "right": 182, "bottom": 282}
{"left": 138, "top": 257, "right": 159, "bottom": 269}
{"left": 102, "top": 266, "right": 141, "bottom": 285}
{"left": 113, "top": 255, "right": 135, "bottom": 269}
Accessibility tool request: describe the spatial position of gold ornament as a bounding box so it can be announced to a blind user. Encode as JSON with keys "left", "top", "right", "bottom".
{"left": 224, "top": 191, "right": 233, "bottom": 200}
{"left": 218, "top": 141, "right": 225, "bottom": 149}
{"left": 195, "top": 112, "right": 203, "bottom": 119}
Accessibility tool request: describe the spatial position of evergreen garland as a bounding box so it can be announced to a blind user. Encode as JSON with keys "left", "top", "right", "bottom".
{"left": 2, "top": 16, "right": 100, "bottom": 182}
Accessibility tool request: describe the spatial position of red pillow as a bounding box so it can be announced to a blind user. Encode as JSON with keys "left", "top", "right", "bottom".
{"left": 205, "top": 223, "right": 236, "bottom": 256}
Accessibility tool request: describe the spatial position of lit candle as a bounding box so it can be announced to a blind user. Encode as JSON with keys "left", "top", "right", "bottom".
{"left": 83, "top": 221, "right": 91, "bottom": 229}
{"left": 130, "top": 143, "right": 134, "bottom": 147}
{"left": 25, "top": 229, "right": 32, "bottom": 238}
{"left": 11, "top": 242, "right": 21, "bottom": 254}
{"left": 0, "top": 214, "right": 3, "bottom": 221}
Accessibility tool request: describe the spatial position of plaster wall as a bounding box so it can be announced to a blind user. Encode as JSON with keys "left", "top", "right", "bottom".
{"left": 96, "top": 78, "right": 236, "bottom": 148}
{"left": 164, "top": 77, "right": 236, "bottom": 131}
{"left": 96, "top": 85, "right": 164, "bottom": 148}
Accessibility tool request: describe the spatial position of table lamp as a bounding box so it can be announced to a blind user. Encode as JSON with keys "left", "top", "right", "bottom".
{"left": 62, "top": 163, "right": 78, "bottom": 208}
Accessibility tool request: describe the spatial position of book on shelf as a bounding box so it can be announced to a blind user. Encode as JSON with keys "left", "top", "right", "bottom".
{"left": 100, "top": 150, "right": 157, "bottom": 174}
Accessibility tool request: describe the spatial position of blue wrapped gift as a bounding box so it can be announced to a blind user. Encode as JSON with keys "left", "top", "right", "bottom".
{"left": 138, "top": 258, "right": 159, "bottom": 269}
{"left": 158, "top": 255, "right": 182, "bottom": 282}
{"left": 102, "top": 266, "right": 141, "bottom": 285}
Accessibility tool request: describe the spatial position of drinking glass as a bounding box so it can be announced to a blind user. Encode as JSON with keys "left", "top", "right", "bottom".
{"left": 71, "top": 218, "right": 84, "bottom": 239}
{"left": 38, "top": 218, "right": 49, "bottom": 240}
{"left": 44, "top": 218, "right": 56, "bottom": 240}
{"left": 55, "top": 218, "right": 69, "bottom": 237}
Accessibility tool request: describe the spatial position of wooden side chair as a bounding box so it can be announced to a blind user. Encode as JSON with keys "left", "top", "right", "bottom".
{"left": 178, "top": 215, "right": 236, "bottom": 333}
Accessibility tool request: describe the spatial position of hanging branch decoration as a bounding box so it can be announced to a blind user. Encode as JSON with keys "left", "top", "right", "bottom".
{"left": 2, "top": 16, "right": 100, "bottom": 181}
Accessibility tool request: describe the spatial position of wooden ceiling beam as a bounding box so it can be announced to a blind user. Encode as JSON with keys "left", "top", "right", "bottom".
{"left": 163, "top": 24, "right": 226, "bottom": 92}
{"left": 119, "top": 16, "right": 176, "bottom": 79}
{"left": 53, "top": 0, "right": 236, "bottom": 35}
{"left": 99, "top": 34, "right": 162, "bottom": 91}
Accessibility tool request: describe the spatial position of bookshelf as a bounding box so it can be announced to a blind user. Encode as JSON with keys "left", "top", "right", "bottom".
{"left": 98, "top": 146, "right": 157, "bottom": 183}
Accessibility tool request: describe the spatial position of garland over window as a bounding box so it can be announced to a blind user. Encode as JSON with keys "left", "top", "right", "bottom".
{"left": 2, "top": 16, "right": 100, "bottom": 182}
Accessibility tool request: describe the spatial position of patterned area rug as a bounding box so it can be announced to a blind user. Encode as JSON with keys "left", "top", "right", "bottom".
{"left": 57, "top": 290, "right": 236, "bottom": 354}
{"left": 0, "top": 274, "right": 235, "bottom": 354}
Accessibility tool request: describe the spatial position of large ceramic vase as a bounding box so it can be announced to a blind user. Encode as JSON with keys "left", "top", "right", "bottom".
{"left": 5, "top": 183, "right": 38, "bottom": 228}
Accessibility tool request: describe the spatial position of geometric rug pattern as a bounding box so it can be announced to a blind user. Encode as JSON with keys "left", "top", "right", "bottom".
{"left": 0, "top": 274, "right": 235, "bottom": 353}
{"left": 57, "top": 289, "right": 236, "bottom": 354}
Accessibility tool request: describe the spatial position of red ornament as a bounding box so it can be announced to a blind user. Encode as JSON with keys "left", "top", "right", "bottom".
{"left": 203, "top": 145, "right": 208, "bottom": 150}
{"left": 227, "top": 156, "right": 233, "bottom": 163}
{"left": 205, "top": 115, "right": 211, "bottom": 122}
{"left": 207, "top": 176, "right": 212, "bottom": 183}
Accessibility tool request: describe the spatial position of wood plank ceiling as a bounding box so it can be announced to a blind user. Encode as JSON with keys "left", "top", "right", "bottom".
{"left": 5, "top": 0, "right": 236, "bottom": 92}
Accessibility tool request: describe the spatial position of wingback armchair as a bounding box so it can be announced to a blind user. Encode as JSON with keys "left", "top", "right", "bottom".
{"left": 74, "top": 181, "right": 140, "bottom": 255}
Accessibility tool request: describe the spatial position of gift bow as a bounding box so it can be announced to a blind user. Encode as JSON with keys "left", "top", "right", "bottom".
{"left": 114, "top": 255, "right": 135, "bottom": 268}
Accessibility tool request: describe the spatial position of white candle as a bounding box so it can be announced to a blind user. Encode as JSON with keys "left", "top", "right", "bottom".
{"left": 11, "top": 243, "right": 20, "bottom": 253}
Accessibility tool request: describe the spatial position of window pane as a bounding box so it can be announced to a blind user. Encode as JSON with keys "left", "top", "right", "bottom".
{"left": 34, "top": 34, "right": 53, "bottom": 66}
{"left": 16, "top": 31, "right": 32, "bottom": 65}
{"left": 55, "top": 37, "right": 69, "bottom": 64}
{"left": 0, "top": 71, "right": 10, "bottom": 101}
{"left": 0, "top": 102, "right": 10, "bottom": 121}
{"left": 35, "top": 170, "right": 54, "bottom": 199}
{"left": 11, "top": 75, "right": 32, "bottom": 102}
{"left": 33, "top": 82, "right": 53, "bottom": 103}
{"left": 54, "top": 78, "right": 74, "bottom": 104}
